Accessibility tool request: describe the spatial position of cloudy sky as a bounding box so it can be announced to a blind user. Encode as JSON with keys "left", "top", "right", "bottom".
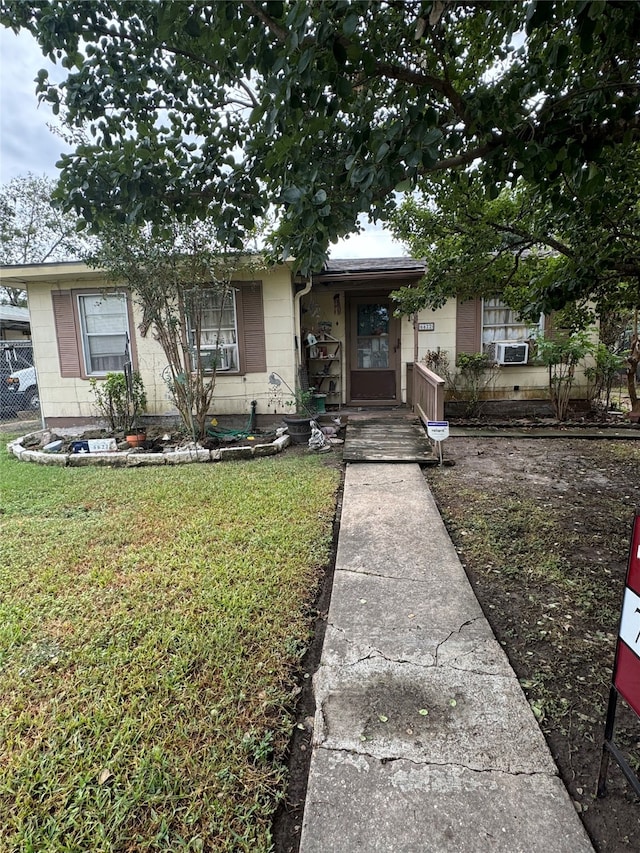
{"left": 0, "top": 27, "right": 405, "bottom": 260}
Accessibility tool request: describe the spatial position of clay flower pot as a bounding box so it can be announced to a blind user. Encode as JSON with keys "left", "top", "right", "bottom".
{"left": 126, "top": 431, "right": 147, "bottom": 448}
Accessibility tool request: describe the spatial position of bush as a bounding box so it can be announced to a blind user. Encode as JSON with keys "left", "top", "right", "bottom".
{"left": 453, "top": 352, "right": 498, "bottom": 418}
{"left": 535, "top": 331, "right": 594, "bottom": 421}
{"left": 89, "top": 370, "right": 147, "bottom": 433}
{"left": 584, "top": 343, "right": 625, "bottom": 415}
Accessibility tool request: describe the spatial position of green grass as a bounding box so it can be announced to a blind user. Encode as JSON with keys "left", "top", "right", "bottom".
{"left": 0, "top": 439, "right": 340, "bottom": 852}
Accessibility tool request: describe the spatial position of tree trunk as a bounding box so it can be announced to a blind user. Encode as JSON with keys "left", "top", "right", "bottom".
{"left": 627, "top": 333, "right": 640, "bottom": 415}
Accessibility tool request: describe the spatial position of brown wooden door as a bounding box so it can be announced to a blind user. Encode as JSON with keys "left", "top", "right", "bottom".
{"left": 348, "top": 296, "right": 400, "bottom": 403}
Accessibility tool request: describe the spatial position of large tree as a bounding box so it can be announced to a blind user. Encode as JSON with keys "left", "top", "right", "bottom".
{"left": 1, "top": 1, "right": 639, "bottom": 273}
{"left": 89, "top": 221, "right": 263, "bottom": 440}
{"left": 390, "top": 145, "right": 640, "bottom": 317}
{"left": 390, "top": 146, "right": 640, "bottom": 413}
{"left": 0, "top": 173, "right": 91, "bottom": 304}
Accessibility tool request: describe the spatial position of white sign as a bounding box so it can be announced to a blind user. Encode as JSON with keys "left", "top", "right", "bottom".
{"left": 418, "top": 322, "right": 435, "bottom": 331}
{"left": 619, "top": 586, "right": 640, "bottom": 652}
{"left": 88, "top": 438, "right": 118, "bottom": 453}
{"left": 427, "top": 421, "right": 449, "bottom": 442}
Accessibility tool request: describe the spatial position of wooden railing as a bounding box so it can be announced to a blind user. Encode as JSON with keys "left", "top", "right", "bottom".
{"left": 413, "top": 362, "right": 445, "bottom": 427}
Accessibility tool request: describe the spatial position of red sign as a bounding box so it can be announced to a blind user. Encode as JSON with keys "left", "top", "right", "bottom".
{"left": 613, "top": 513, "right": 640, "bottom": 717}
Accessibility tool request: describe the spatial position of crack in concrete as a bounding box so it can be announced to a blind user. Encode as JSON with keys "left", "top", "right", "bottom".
{"left": 317, "top": 745, "right": 559, "bottom": 779}
{"left": 335, "top": 566, "right": 428, "bottom": 582}
{"left": 324, "top": 622, "right": 515, "bottom": 675}
{"left": 358, "top": 479, "right": 410, "bottom": 487}
{"left": 444, "top": 660, "right": 512, "bottom": 678}
{"left": 434, "top": 616, "right": 483, "bottom": 666}
{"left": 327, "top": 621, "right": 424, "bottom": 638}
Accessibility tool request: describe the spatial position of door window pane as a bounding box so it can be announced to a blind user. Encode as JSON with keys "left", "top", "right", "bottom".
{"left": 357, "top": 304, "right": 389, "bottom": 369}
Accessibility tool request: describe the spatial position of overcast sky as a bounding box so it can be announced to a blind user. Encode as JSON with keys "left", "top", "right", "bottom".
{"left": 0, "top": 27, "right": 405, "bottom": 260}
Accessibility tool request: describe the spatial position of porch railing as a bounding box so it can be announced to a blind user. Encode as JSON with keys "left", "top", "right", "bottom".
{"left": 412, "top": 361, "right": 445, "bottom": 427}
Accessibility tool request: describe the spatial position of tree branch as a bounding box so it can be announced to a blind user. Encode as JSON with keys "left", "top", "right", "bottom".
{"left": 242, "top": 0, "right": 289, "bottom": 43}
{"left": 422, "top": 140, "right": 503, "bottom": 172}
{"left": 487, "top": 220, "right": 575, "bottom": 260}
{"left": 373, "top": 62, "right": 467, "bottom": 118}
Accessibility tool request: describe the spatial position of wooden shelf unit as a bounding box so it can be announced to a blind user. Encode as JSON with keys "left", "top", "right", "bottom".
{"left": 307, "top": 333, "right": 341, "bottom": 407}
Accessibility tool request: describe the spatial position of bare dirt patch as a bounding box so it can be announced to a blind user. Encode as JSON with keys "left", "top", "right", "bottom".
{"left": 425, "top": 436, "right": 640, "bottom": 853}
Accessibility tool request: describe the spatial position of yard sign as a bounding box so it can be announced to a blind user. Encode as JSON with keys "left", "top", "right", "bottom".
{"left": 426, "top": 421, "right": 449, "bottom": 466}
{"left": 597, "top": 510, "right": 640, "bottom": 798}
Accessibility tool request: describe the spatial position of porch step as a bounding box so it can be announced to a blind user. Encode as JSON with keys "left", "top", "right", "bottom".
{"left": 343, "top": 416, "right": 435, "bottom": 463}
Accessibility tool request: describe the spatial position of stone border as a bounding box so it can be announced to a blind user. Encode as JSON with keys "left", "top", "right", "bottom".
{"left": 7, "top": 431, "right": 291, "bottom": 467}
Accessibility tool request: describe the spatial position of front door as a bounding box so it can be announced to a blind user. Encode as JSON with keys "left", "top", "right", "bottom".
{"left": 348, "top": 296, "right": 400, "bottom": 403}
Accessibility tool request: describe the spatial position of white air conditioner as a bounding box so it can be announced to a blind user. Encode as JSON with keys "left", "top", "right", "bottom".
{"left": 198, "top": 347, "right": 231, "bottom": 371}
{"left": 494, "top": 341, "right": 529, "bottom": 365}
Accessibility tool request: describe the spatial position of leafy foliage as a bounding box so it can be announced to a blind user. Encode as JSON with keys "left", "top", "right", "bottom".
{"left": 87, "top": 221, "right": 263, "bottom": 441}
{"left": 1, "top": 1, "right": 639, "bottom": 273}
{"left": 0, "top": 173, "right": 91, "bottom": 304}
{"left": 583, "top": 343, "right": 626, "bottom": 415}
{"left": 390, "top": 148, "right": 640, "bottom": 412}
{"left": 390, "top": 145, "right": 640, "bottom": 321}
{"left": 535, "top": 329, "right": 595, "bottom": 420}
{"left": 89, "top": 370, "right": 147, "bottom": 433}
{"left": 452, "top": 352, "right": 499, "bottom": 418}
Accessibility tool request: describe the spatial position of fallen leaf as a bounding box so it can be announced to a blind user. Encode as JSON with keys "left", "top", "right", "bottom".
{"left": 97, "top": 768, "right": 113, "bottom": 785}
{"left": 378, "top": 714, "right": 388, "bottom": 723}
{"left": 418, "top": 708, "right": 429, "bottom": 716}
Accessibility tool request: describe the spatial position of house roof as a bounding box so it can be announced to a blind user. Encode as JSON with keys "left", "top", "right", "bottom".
{"left": 314, "top": 256, "right": 425, "bottom": 286}
{"left": 0, "top": 260, "right": 105, "bottom": 285}
{"left": 0, "top": 304, "right": 30, "bottom": 331}
{"left": 0, "top": 305, "right": 29, "bottom": 323}
{"left": 323, "top": 257, "right": 425, "bottom": 274}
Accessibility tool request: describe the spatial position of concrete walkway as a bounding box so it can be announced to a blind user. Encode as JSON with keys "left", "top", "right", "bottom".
{"left": 299, "top": 463, "right": 594, "bottom": 853}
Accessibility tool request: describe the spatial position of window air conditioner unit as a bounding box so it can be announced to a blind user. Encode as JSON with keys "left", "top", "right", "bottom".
{"left": 494, "top": 341, "right": 529, "bottom": 365}
{"left": 199, "top": 347, "right": 231, "bottom": 371}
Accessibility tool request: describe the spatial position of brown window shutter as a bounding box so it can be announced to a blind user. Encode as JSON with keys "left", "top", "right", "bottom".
{"left": 456, "top": 297, "right": 482, "bottom": 356}
{"left": 52, "top": 290, "right": 82, "bottom": 377}
{"left": 237, "top": 281, "right": 266, "bottom": 373}
{"left": 544, "top": 312, "right": 559, "bottom": 341}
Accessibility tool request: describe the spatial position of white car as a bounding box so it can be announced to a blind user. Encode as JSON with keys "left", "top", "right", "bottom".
{"left": 5, "top": 364, "right": 39, "bottom": 414}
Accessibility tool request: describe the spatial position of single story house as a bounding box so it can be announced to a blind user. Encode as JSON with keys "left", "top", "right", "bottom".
{"left": 0, "top": 257, "right": 593, "bottom": 428}
{"left": 1, "top": 306, "right": 34, "bottom": 406}
{"left": 0, "top": 304, "right": 31, "bottom": 342}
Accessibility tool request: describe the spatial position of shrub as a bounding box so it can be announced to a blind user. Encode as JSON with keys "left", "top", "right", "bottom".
{"left": 89, "top": 370, "right": 147, "bottom": 433}
{"left": 452, "top": 352, "right": 498, "bottom": 418}
{"left": 535, "top": 331, "right": 594, "bottom": 421}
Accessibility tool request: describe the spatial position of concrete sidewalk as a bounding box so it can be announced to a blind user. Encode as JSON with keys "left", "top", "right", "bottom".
{"left": 299, "top": 463, "right": 594, "bottom": 853}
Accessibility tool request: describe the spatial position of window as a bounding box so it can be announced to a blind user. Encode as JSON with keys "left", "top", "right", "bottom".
{"left": 482, "top": 298, "right": 541, "bottom": 348}
{"left": 78, "top": 293, "right": 131, "bottom": 375}
{"left": 189, "top": 288, "right": 238, "bottom": 372}
{"left": 356, "top": 303, "right": 389, "bottom": 369}
{"left": 52, "top": 281, "right": 265, "bottom": 382}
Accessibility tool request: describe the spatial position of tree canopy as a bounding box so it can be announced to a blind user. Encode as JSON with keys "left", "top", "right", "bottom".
{"left": 1, "top": 1, "right": 639, "bottom": 273}
{"left": 0, "top": 173, "right": 92, "bottom": 304}
{"left": 390, "top": 143, "right": 640, "bottom": 322}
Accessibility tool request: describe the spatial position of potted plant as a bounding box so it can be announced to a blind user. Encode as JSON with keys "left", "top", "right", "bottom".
{"left": 283, "top": 386, "right": 316, "bottom": 444}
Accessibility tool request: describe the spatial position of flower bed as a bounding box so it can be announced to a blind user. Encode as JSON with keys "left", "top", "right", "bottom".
{"left": 8, "top": 428, "right": 290, "bottom": 467}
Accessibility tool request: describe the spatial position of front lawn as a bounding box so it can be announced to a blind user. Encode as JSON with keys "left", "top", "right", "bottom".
{"left": 0, "top": 441, "right": 339, "bottom": 852}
